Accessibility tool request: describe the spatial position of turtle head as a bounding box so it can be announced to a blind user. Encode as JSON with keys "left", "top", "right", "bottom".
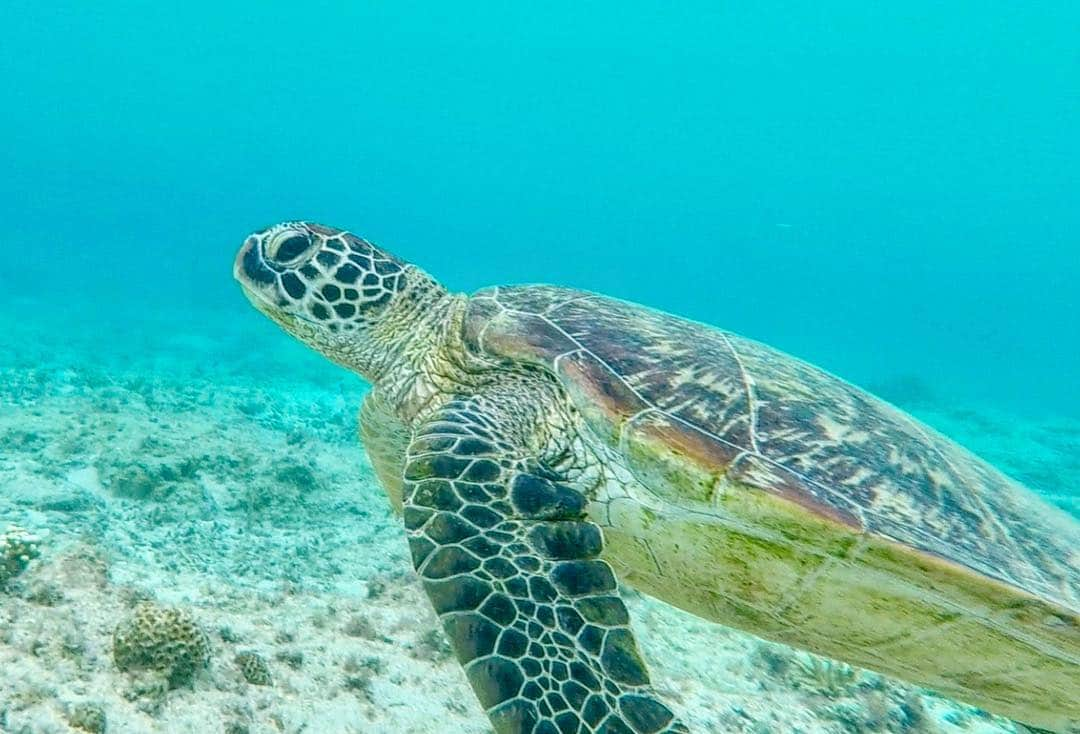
{"left": 234, "top": 221, "right": 447, "bottom": 381}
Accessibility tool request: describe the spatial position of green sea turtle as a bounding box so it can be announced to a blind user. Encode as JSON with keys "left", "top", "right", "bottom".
{"left": 233, "top": 222, "right": 1079, "bottom": 734}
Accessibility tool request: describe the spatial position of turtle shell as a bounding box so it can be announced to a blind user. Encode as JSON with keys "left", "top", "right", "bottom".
{"left": 462, "top": 284, "right": 1079, "bottom": 729}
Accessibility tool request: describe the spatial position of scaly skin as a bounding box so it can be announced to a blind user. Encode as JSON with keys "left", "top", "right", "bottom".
{"left": 235, "top": 222, "right": 686, "bottom": 734}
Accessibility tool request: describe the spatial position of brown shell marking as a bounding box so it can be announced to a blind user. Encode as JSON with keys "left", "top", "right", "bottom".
{"left": 463, "top": 285, "right": 1080, "bottom": 614}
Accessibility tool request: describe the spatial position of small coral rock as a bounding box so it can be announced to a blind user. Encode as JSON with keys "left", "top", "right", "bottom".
{"left": 68, "top": 702, "right": 107, "bottom": 733}
{"left": 113, "top": 601, "right": 211, "bottom": 687}
{"left": 235, "top": 650, "right": 273, "bottom": 686}
{"left": 0, "top": 525, "right": 42, "bottom": 588}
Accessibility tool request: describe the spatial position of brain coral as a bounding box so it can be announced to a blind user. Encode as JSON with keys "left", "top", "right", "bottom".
{"left": 113, "top": 601, "right": 211, "bottom": 687}
{"left": 234, "top": 650, "right": 273, "bottom": 686}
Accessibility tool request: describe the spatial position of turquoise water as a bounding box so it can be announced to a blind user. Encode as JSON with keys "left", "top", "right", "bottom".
{"left": 1, "top": 3, "right": 1078, "bottom": 733}
{"left": 3, "top": 2, "right": 1078, "bottom": 417}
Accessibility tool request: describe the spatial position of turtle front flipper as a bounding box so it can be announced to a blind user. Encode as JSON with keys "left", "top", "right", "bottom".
{"left": 403, "top": 398, "right": 687, "bottom": 734}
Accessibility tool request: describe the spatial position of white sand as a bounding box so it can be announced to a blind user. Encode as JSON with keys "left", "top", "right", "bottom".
{"left": 4, "top": 308, "right": 1073, "bottom": 734}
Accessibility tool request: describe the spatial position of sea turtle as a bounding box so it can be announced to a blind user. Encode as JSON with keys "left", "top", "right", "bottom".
{"left": 233, "top": 222, "right": 1079, "bottom": 734}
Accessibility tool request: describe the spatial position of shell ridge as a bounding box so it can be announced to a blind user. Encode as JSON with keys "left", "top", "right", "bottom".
{"left": 535, "top": 310, "right": 658, "bottom": 410}
{"left": 543, "top": 293, "right": 600, "bottom": 315}
{"left": 902, "top": 414, "right": 1034, "bottom": 590}
{"left": 718, "top": 331, "right": 761, "bottom": 454}
{"left": 657, "top": 408, "right": 870, "bottom": 529}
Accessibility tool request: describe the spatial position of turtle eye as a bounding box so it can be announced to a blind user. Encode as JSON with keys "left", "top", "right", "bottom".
{"left": 266, "top": 230, "right": 316, "bottom": 266}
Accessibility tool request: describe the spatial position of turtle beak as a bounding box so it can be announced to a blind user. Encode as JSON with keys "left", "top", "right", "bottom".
{"left": 234, "top": 236, "right": 275, "bottom": 288}
{"left": 234, "top": 235, "right": 286, "bottom": 319}
{"left": 232, "top": 240, "right": 248, "bottom": 282}
{"left": 234, "top": 238, "right": 322, "bottom": 330}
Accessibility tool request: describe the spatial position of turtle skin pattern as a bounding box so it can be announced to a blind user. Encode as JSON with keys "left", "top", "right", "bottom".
{"left": 402, "top": 398, "right": 687, "bottom": 734}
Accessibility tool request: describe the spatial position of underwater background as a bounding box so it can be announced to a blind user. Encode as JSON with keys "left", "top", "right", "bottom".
{"left": 1, "top": 2, "right": 1077, "bottom": 733}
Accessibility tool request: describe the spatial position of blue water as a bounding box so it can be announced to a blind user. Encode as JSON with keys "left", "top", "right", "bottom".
{"left": 2, "top": 2, "right": 1077, "bottom": 418}
{"left": 1, "top": 5, "right": 1078, "bottom": 733}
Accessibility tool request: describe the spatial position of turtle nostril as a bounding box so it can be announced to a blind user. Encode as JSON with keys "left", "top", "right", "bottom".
{"left": 266, "top": 230, "right": 315, "bottom": 265}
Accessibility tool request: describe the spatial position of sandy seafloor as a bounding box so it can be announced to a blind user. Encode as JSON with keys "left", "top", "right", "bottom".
{"left": 1, "top": 295, "right": 1077, "bottom": 734}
